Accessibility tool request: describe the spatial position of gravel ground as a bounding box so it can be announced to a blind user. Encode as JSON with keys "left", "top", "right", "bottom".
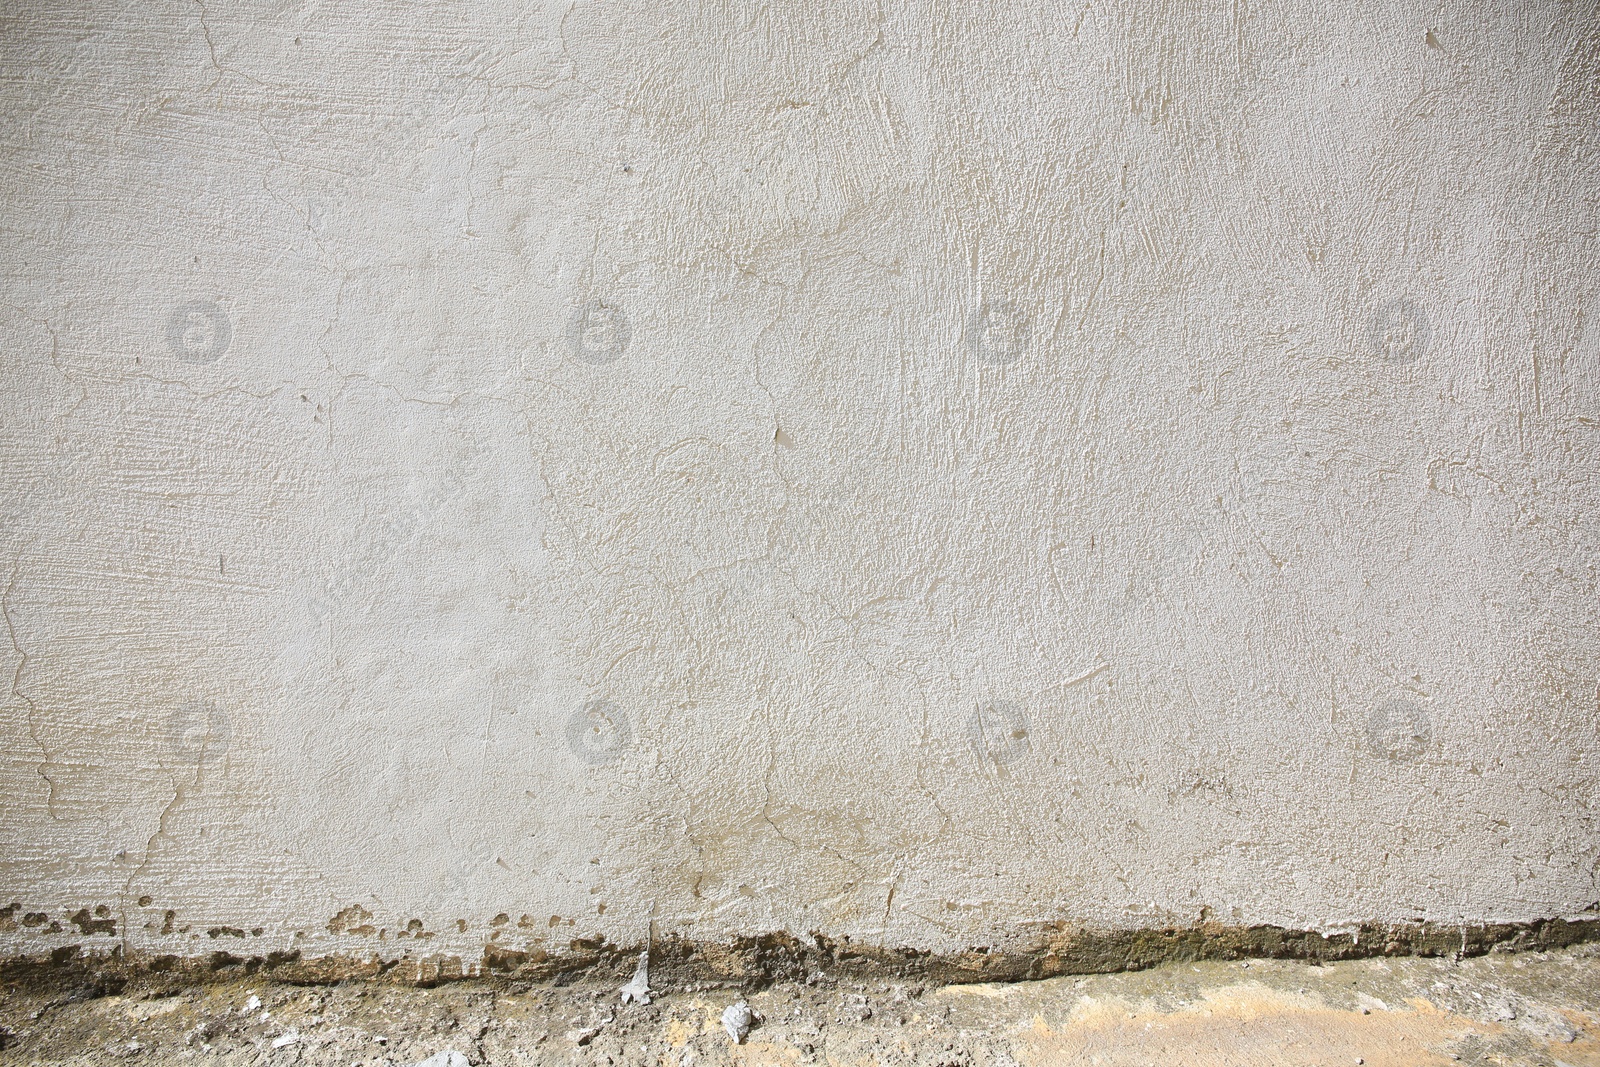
{"left": 2, "top": 944, "right": 1598, "bottom": 1066}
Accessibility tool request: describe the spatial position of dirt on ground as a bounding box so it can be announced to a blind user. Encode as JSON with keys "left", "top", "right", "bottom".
{"left": 2, "top": 943, "right": 1598, "bottom": 1066}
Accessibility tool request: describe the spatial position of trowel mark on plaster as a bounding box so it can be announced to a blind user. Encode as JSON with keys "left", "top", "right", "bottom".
{"left": 164, "top": 302, "right": 232, "bottom": 365}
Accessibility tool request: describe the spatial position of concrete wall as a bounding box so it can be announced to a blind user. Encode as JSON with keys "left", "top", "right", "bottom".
{"left": 2, "top": 0, "right": 1598, "bottom": 966}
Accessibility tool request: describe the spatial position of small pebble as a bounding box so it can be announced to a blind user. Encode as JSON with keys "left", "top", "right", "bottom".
{"left": 722, "top": 1001, "right": 755, "bottom": 1044}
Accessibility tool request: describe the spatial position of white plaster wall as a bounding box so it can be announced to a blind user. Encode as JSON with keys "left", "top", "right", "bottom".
{"left": 2, "top": 0, "right": 1598, "bottom": 963}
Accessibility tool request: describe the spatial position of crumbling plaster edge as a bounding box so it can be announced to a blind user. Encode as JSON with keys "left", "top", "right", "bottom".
{"left": 4, "top": 916, "right": 1599, "bottom": 994}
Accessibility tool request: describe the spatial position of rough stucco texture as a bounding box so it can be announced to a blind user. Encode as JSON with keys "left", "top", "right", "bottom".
{"left": 2, "top": 0, "right": 1599, "bottom": 965}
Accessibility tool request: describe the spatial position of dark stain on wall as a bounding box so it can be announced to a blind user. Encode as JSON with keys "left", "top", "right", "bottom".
{"left": 67, "top": 908, "right": 116, "bottom": 937}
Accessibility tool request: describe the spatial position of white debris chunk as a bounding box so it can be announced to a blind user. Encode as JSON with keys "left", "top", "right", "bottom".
{"left": 411, "top": 1052, "right": 470, "bottom": 1067}
{"left": 271, "top": 1031, "right": 300, "bottom": 1049}
{"left": 722, "top": 1001, "right": 755, "bottom": 1043}
{"left": 619, "top": 950, "right": 653, "bottom": 1005}
{"left": 243, "top": 994, "right": 261, "bottom": 1013}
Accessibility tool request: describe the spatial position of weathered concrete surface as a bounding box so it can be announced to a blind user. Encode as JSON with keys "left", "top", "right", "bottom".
{"left": 3, "top": 944, "right": 1600, "bottom": 1065}
{"left": 2, "top": 0, "right": 1599, "bottom": 966}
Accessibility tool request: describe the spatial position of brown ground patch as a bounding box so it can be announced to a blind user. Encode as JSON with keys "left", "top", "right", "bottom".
{"left": 0, "top": 945, "right": 1594, "bottom": 1065}
{"left": 1011, "top": 985, "right": 1478, "bottom": 1066}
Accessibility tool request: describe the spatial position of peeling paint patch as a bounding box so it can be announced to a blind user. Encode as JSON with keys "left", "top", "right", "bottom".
{"left": 67, "top": 908, "right": 115, "bottom": 937}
